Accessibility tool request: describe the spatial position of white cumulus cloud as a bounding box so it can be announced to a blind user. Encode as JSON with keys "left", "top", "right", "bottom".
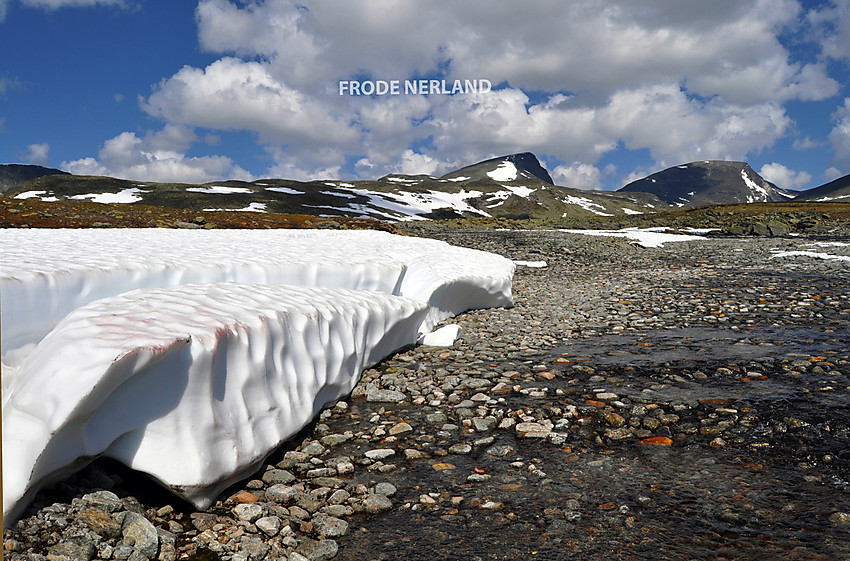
{"left": 52, "top": 0, "right": 846, "bottom": 183}
{"left": 829, "top": 97, "right": 850, "bottom": 173}
{"left": 62, "top": 128, "right": 253, "bottom": 184}
{"left": 759, "top": 162, "right": 813, "bottom": 190}
{"left": 25, "top": 143, "right": 50, "bottom": 166}
{"left": 552, "top": 163, "right": 604, "bottom": 190}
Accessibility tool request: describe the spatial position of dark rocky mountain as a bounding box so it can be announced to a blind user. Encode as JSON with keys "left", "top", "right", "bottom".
{"left": 618, "top": 161, "right": 795, "bottom": 207}
{"left": 2, "top": 154, "right": 654, "bottom": 222}
{"left": 441, "top": 152, "right": 555, "bottom": 184}
{"left": 0, "top": 164, "right": 69, "bottom": 193}
{"left": 794, "top": 173, "right": 850, "bottom": 202}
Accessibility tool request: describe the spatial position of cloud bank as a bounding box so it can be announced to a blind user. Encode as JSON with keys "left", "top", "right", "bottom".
{"left": 59, "top": 0, "right": 849, "bottom": 187}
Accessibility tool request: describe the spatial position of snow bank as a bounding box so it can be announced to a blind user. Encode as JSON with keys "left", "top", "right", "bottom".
{"left": 0, "top": 229, "right": 513, "bottom": 354}
{"left": 3, "top": 283, "right": 428, "bottom": 522}
{"left": 1, "top": 228, "right": 514, "bottom": 524}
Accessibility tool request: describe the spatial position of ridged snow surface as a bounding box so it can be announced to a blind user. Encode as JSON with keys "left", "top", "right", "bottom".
{"left": 3, "top": 284, "right": 428, "bottom": 522}
{"left": 0, "top": 228, "right": 514, "bottom": 525}
{"left": 0, "top": 228, "right": 513, "bottom": 353}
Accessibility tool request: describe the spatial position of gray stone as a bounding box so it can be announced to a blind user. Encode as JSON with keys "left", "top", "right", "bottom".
{"left": 425, "top": 411, "right": 448, "bottom": 424}
{"left": 80, "top": 490, "right": 123, "bottom": 513}
{"left": 515, "top": 422, "right": 551, "bottom": 438}
{"left": 296, "top": 538, "right": 339, "bottom": 561}
{"left": 238, "top": 537, "right": 269, "bottom": 561}
{"left": 76, "top": 507, "right": 121, "bottom": 539}
{"left": 366, "top": 387, "right": 406, "bottom": 403}
{"left": 233, "top": 502, "right": 264, "bottom": 523}
{"left": 362, "top": 494, "right": 393, "bottom": 513}
{"left": 46, "top": 538, "right": 96, "bottom": 561}
{"left": 365, "top": 448, "right": 395, "bottom": 460}
{"left": 261, "top": 468, "right": 295, "bottom": 485}
{"left": 486, "top": 444, "right": 515, "bottom": 457}
{"left": 121, "top": 512, "right": 159, "bottom": 560}
{"left": 266, "top": 484, "right": 299, "bottom": 503}
{"left": 472, "top": 416, "right": 496, "bottom": 432}
{"left": 156, "top": 529, "right": 177, "bottom": 561}
{"left": 373, "top": 482, "right": 397, "bottom": 497}
{"left": 448, "top": 443, "right": 472, "bottom": 454}
{"left": 256, "top": 515, "right": 282, "bottom": 536}
{"left": 311, "top": 513, "right": 349, "bottom": 537}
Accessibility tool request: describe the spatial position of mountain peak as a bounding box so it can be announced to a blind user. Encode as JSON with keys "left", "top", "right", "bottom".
{"left": 618, "top": 160, "right": 793, "bottom": 207}
{"left": 441, "top": 152, "right": 554, "bottom": 185}
{"left": 0, "top": 164, "right": 70, "bottom": 193}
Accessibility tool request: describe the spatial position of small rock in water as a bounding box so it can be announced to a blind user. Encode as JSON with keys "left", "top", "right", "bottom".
{"left": 516, "top": 422, "right": 551, "bottom": 438}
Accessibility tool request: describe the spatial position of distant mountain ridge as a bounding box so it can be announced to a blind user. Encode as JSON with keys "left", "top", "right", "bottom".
{"left": 0, "top": 164, "right": 69, "bottom": 193}
{"left": 794, "top": 173, "right": 850, "bottom": 202}
{"left": 618, "top": 161, "right": 795, "bottom": 207}
{"left": 2, "top": 154, "right": 846, "bottom": 223}
{"left": 3, "top": 153, "right": 653, "bottom": 221}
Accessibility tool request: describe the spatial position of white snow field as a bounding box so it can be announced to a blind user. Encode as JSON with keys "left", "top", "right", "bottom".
{"left": 560, "top": 227, "right": 708, "bottom": 248}
{"left": 1, "top": 228, "right": 514, "bottom": 525}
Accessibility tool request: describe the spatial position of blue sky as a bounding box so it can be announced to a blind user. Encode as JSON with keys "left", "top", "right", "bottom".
{"left": 1, "top": 0, "right": 849, "bottom": 191}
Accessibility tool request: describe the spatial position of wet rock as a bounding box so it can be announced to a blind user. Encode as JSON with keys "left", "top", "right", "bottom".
{"left": 829, "top": 512, "right": 850, "bottom": 527}
{"left": 362, "top": 494, "right": 393, "bottom": 514}
{"left": 516, "top": 422, "right": 551, "bottom": 438}
{"left": 366, "top": 388, "right": 406, "bottom": 403}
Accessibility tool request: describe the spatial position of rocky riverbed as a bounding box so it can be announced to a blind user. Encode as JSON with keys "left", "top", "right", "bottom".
{"left": 4, "top": 230, "right": 850, "bottom": 561}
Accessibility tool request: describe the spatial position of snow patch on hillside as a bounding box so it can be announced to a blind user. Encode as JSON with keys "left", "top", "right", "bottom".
{"left": 561, "top": 195, "right": 613, "bottom": 216}
{"left": 187, "top": 186, "right": 253, "bottom": 195}
{"left": 487, "top": 161, "right": 518, "bottom": 182}
{"left": 264, "top": 186, "right": 303, "bottom": 195}
{"left": 741, "top": 169, "right": 770, "bottom": 202}
{"left": 203, "top": 202, "right": 268, "bottom": 212}
{"left": 69, "top": 188, "right": 148, "bottom": 204}
{"left": 13, "top": 190, "right": 59, "bottom": 202}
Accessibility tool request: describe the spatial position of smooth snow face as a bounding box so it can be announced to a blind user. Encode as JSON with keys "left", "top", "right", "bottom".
{"left": 561, "top": 227, "right": 707, "bottom": 248}
{"left": 1, "top": 228, "right": 514, "bottom": 525}
{"left": 3, "top": 283, "right": 429, "bottom": 522}
{"left": 486, "top": 161, "right": 518, "bottom": 182}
